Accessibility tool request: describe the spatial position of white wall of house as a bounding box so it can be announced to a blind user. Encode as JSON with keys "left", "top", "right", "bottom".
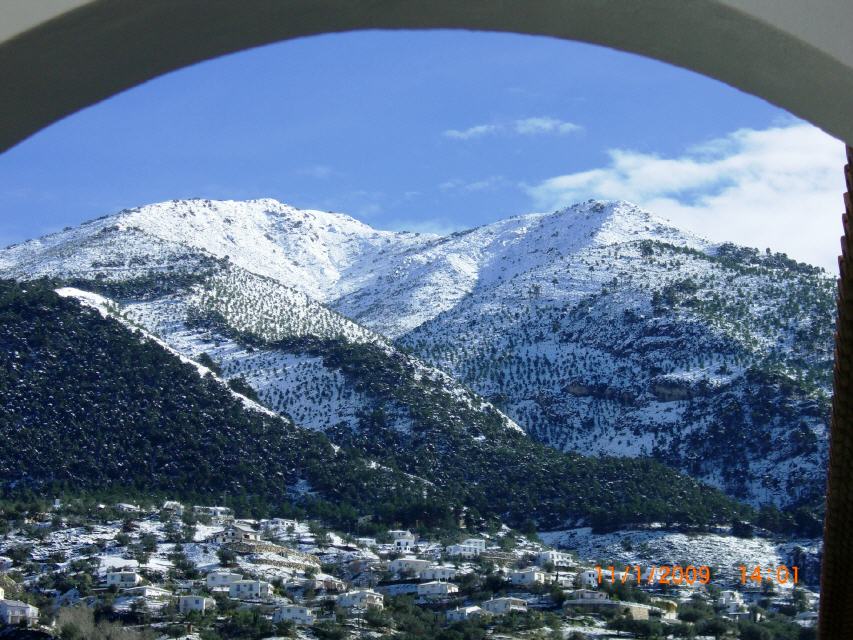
{"left": 721, "top": 590, "right": 745, "bottom": 612}
{"left": 537, "top": 550, "right": 573, "bottom": 567}
{"left": 229, "top": 580, "right": 272, "bottom": 599}
{"left": 446, "top": 606, "right": 486, "bottom": 623}
{"left": 106, "top": 572, "right": 141, "bottom": 588}
{"left": 510, "top": 569, "right": 547, "bottom": 586}
{"left": 338, "top": 590, "right": 384, "bottom": 610}
{"left": 482, "top": 597, "right": 527, "bottom": 615}
{"left": 213, "top": 526, "right": 261, "bottom": 544}
{"left": 576, "top": 570, "right": 599, "bottom": 589}
{"left": 389, "top": 558, "right": 431, "bottom": 574}
{"left": 420, "top": 566, "right": 457, "bottom": 581}
{"left": 445, "top": 544, "right": 480, "bottom": 558}
{"left": 206, "top": 571, "right": 243, "bottom": 588}
{"left": 273, "top": 605, "right": 315, "bottom": 625}
{"left": 179, "top": 595, "right": 214, "bottom": 614}
{"left": 123, "top": 586, "right": 172, "bottom": 599}
{"left": 0, "top": 600, "right": 38, "bottom": 626}
{"left": 417, "top": 581, "right": 459, "bottom": 597}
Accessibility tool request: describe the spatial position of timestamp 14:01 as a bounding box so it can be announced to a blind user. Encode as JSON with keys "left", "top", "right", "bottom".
{"left": 739, "top": 565, "right": 799, "bottom": 585}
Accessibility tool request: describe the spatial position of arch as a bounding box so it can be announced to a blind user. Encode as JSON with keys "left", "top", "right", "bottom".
{"left": 2, "top": 0, "right": 853, "bottom": 152}
{"left": 2, "top": 1, "right": 853, "bottom": 636}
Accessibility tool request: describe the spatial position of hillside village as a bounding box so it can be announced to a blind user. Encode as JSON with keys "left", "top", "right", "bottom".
{"left": 0, "top": 500, "right": 819, "bottom": 639}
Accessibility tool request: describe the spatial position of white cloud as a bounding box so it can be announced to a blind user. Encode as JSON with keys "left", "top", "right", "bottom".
{"left": 443, "top": 124, "right": 500, "bottom": 140}
{"left": 514, "top": 117, "right": 581, "bottom": 135}
{"left": 439, "top": 175, "right": 506, "bottom": 193}
{"left": 443, "top": 117, "right": 581, "bottom": 140}
{"left": 526, "top": 123, "right": 847, "bottom": 271}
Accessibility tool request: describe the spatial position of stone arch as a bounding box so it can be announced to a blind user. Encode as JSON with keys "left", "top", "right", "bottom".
{"left": 2, "top": 1, "right": 852, "bottom": 635}
{"left": 3, "top": 1, "right": 853, "bottom": 152}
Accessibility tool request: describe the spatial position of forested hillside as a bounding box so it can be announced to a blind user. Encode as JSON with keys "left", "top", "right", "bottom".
{"left": 0, "top": 280, "right": 751, "bottom": 531}
{"left": 0, "top": 197, "right": 833, "bottom": 518}
{"left": 0, "top": 279, "right": 442, "bottom": 526}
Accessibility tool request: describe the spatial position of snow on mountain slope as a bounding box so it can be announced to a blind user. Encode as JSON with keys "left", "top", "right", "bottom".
{"left": 0, "top": 198, "right": 689, "bottom": 338}
{"left": 391, "top": 202, "right": 833, "bottom": 507}
{"left": 332, "top": 201, "right": 708, "bottom": 336}
{"left": 0, "top": 197, "right": 832, "bottom": 509}
{"left": 111, "top": 269, "right": 418, "bottom": 435}
{"left": 0, "top": 214, "right": 522, "bottom": 440}
{"left": 0, "top": 198, "right": 430, "bottom": 301}
{"left": 54, "top": 286, "right": 279, "bottom": 418}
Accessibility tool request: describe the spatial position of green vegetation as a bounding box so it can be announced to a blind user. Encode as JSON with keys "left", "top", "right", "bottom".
{"left": 0, "top": 279, "right": 450, "bottom": 529}
{"left": 198, "top": 292, "right": 752, "bottom": 531}
{"left": 0, "top": 278, "right": 751, "bottom": 532}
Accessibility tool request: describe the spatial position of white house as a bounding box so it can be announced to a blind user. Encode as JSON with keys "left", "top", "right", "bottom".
{"left": 389, "top": 530, "right": 416, "bottom": 551}
{"left": 446, "top": 538, "right": 486, "bottom": 558}
{"left": 211, "top": 524, "right": 261, "bottom": 544}
{"left": 446, "top": 605, "right": 487, "bottom": 623}
{"left": 419, "top": 565, "right": 457, "bottom": 581}
{"left": 461, "top": 538, "right": 485, "bottom": 551}
{"left": 568, "top": 589, "right": 609, "bottom": 601}
{"left": 537, "top": 550, "right": 574, "bottom": 568}
{"left": 173, "top": 579, "right": 196, "bottom": 593}
{"left": 720, "top": 590, "right": 745, "bottom": 612}
{"left": 417, "top": 581, "right": 459, "bottom": 598}
{"left": 356, "top": 537, "right": 378, "bottom": 548}
{"left": 651, "top": 598, "right": 679, "bottom": 620}
{"left": 576, "top": 570, "right": 600, "bottom": 589}
{"left": 269, "top": 518, "right": 299, "bottom": 529}
{"left": 229, "top": 580, "right": 272, "bottom": 600}
{"left": 273, "top": 604, "right": 315, "bottom": 625}
{"left": 106, "top": 571, "right": 142, "bottom": 588}
{"left": 161, "top": 501, "right": 184, "bottom": 516}
{"left": 179, "top": 595, "right": 215, "bottom": 614}
{"left": 206, "top": 571, "right": 243, "bottom": 589}
{"left": 445, "top": 544, "right": 478, "bottom": 558}
{"left": 482, "top": 597, "right": 527, "bottom": 615}
{"left": 193, "top": 505, "right": 233, "bottom": 520}
{"left": 304, "top": 574, "right": 346, "bottom": 592}
{"left": 510, "top": 568, "right": 549, "bottom": 586}
{"left": 338, "top": 589, "right": 384, "bottom": 610}
{"left": 0, "top": 600, "right": 39, "bottom": 626}
{"left": 389, "top": 557, "right": 432, "bottom": 575}
{"left": 552, "top": 573, "right": 577, "bottom": 588}
{"left": 122, "top": 585, "right": 172, "bottom": 599}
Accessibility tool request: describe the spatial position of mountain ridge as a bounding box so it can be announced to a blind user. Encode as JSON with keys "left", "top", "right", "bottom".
{"left": 0, "top": 278, "right": 751, "bottom": 531}
{"left": 0, "top": 197, "right": 833, "bottom": 511}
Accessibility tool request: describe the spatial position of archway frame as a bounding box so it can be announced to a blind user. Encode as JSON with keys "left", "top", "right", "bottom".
{"left": 2, "top": 1, "right": 853, "bottom": 636}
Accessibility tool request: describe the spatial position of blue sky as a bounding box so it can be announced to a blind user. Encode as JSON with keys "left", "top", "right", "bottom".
{"left": 0, "top": 30, "right": 846, "bottom": 269}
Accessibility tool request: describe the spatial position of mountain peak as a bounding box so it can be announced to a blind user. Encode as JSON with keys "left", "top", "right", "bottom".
{"left": 551, "top": 199, "right": 652, "bottom": 225}
{"left": 532, "top": 199, "right": 699, "bottom": 251}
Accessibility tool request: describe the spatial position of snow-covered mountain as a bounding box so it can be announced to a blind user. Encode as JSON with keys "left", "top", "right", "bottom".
{"left": 0, "top": 199, "right": 428, "bottom": 302}
{"left": 0, "top": 197, "right": 832, "bottom": 512}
